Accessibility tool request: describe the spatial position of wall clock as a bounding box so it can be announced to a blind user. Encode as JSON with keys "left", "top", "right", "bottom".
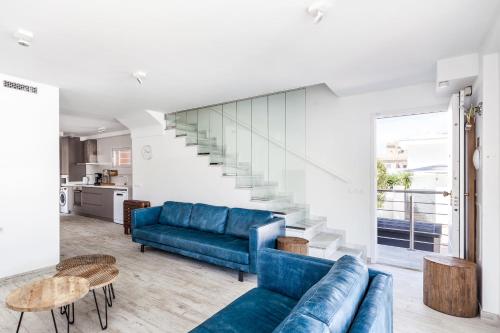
{"left": 141, "top": 145, "right": 153, "bottom": 160}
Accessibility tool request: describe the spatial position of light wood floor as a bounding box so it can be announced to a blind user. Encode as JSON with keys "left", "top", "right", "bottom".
{"left": 0, "top": 215, "right": 497, "bottom": 333}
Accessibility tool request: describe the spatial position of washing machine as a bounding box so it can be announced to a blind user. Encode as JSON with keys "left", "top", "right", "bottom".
{"left": 60, "top": 186, "right": 70, "bottom": 214}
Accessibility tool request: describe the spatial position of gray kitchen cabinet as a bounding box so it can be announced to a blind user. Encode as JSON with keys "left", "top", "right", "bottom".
{"left": 69, "top": 138, "right": 86, "bottom": 181}
{"left": 59, "top": 137, "right": 69, "bottom": 175}
{"left": 83, "top": 139, "right": 97, "bottom": 163}
{"left": 77, "top": 187, "right": 114, "bottom": 220}
{"left": 60, "top": 137, "right": 86, "bottom": 181}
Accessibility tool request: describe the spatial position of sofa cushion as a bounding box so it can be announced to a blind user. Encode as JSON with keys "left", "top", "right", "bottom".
{"left": 226, "top": 208, "right": 273, "bottom": 239}
{"left": 289, "top": 255, "right": 369, "bottom": 333}
{"left": 190, "top": 288, "right": 298, "bottom": 333}
{"left": 189, "top": 203, "right": 229, "bottom": 234}
{"left": 133, "top": 224, "right": 249, "bottom": 264}
{"left": 158, "top": 201, "right": 193, "bottom": 227}
{"left": 272, "top": 313, "right": 329, "bottom": 333}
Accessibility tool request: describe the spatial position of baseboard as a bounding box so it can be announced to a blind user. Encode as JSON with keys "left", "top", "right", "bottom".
{"left": 481, "top": 309, "right": 500, "bottom": 327}
{"left": 0, "top": 265, "right": 54, "bottom": 282}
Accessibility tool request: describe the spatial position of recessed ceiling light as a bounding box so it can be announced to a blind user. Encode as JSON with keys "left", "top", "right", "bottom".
{"left": 97, "top": 127, "right": 106, "bottom": 133}
{"left": 14, "top": 29, "right": 34, "bottom": 47}
{"left": 438, "top": 81, "right": 450, "bottom": 88}
{"left": 132, "top": 71, "right": 147, "bottom": 85}
{"left": 307, "top": 1, "right": 334, "bottom": 24}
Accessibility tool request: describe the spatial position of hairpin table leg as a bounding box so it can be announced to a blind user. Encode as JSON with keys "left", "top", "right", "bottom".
{"left": 51, "top": 309, "right": 59, "bottom": 333}
{"left": 110, "top": 283, "right": 115, "bottom": 299}
{"left": 15, "top": 312, "right": 24, "bottom": 333}
{"left": 92, "top": 286, "right": 109, "bottom": 330}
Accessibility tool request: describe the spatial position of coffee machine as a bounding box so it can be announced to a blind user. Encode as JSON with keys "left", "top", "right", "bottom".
{"left": 94, "top": 173, "right": 103, "bottom": 185}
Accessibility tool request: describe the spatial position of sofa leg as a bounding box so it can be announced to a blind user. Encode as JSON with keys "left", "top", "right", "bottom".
{"left": 140, "top": 244, "right": 145, "bottom": 253}
{"left": 238, "top": 270, "right": 244, "bottom": 282}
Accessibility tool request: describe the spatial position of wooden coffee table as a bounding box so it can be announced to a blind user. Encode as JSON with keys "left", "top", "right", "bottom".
{"left": 57, "top": 254, "right": 117, "bottom": 300}
{"left": 6, "top": 276, "right": 89, "bottom": 333}
{"left": 55, "top": 264, "right": 119, "bottom": 330}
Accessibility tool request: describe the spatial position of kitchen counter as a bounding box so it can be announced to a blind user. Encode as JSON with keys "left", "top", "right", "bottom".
{"left": 63, "top": 182, "right": 129, "bottom": 190}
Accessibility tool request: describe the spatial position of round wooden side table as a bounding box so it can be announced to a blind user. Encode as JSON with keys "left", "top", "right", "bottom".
{"left": 57, "top": 254, "right": 117, "bottom": 302}
{"left": 55, "top": 264, "right": 119, "bottom": 330}
{"left": 56, "top": 254, "right": 116, "bottom": 271}
{"left": 277, "top": 236, "right": 309, "bottom": 255}
{"left": 423, "top": 255, "right": 478, "bottom": 317}
{"left": 6, "top": 276, "right": 89, "bottom": 333}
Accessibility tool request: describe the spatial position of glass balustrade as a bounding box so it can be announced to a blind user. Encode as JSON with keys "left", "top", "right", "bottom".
{"left": 166, "top": 88, "right": 307, "bottom": 204}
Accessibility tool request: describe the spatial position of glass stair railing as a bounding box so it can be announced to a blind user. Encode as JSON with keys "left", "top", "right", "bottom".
{"left": 166, "top": 91, "right": 308, "bottom": 205}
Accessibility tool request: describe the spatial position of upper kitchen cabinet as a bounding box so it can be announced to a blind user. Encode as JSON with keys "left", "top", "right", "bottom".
{"left": 59, "top": 137, "right": 86, "bottom": 180}
{"left": 60, "top": 136, "right": 70, "bottom": 175}
{"left": 82, "top": 139, "right": 97, "bottom": 163}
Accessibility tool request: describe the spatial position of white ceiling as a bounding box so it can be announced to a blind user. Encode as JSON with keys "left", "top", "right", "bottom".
{"left": 59, "top": 113, "right": 127, "bottom": 137}
{"left": 0, "top": 0, "right": 499, "bottom": 135}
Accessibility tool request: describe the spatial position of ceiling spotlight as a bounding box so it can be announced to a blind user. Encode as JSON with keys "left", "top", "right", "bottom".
{"left": 132, "top": 71, "right": 147, "bottom": 85}
{"left": 438, "top": 81, "right": 450, "bottom": 88}
{"left": 14, "top": 29, "right": 34, "bottom": 47}
{"left": 307, "top": 1, "right": 333, "bottom": 24}
{"left": 97, "top": 127, "right": 106, "bottom": 133}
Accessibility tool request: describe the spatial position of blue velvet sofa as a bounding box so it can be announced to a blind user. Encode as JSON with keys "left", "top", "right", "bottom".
{"left": 191, "top": 249, "right": 393, "bottom": 333}
{"left": 131, "top": 201, "right": 285, "bottom": 281}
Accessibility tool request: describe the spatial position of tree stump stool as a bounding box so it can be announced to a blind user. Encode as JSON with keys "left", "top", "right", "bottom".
{"left": 423, "top": 255, "right": 478, "bottom": 317}
{"left": 277, "top": 236, "right": 309, "bottom": 255}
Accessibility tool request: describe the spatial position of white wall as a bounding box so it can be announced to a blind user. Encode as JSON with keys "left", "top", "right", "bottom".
{"left": 131, "top": 128, "right": 259, "bottom": 208}
{"left": 472, "top": 8, "right": 500, "bottom": 321}
{"left": 0, "top": 73, "right": 60, "bottom": 278}
{"left": 474, "top": 12, "right": 500, "bottom": 321}
{"left": 478, "top": 51, "right": 500, "bottom": 321}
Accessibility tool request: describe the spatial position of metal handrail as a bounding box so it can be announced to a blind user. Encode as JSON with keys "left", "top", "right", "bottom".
{"left": 377, "top": 189, "right": 450, "bottom": 196}
{"left": 382, "top": 199, "right": 448, "bottom": 206}
{"left": 377, "top": 188, "right": 450, "bottom": 252}
{"left": 378, "top": 208, "right": 449, "bottom": 216}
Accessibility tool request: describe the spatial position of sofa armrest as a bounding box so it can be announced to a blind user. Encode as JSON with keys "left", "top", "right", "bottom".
{"left": 257, "top": 248, "right": 335, "bottom": 300}
{"left": 248, "top": 217, "right": 285, "bottom": 273}
{"left": 132, "top": 206, "right": 162, "bottom": 231}
{"left": 348, "top": 274, "right": 393, "bottom": 333}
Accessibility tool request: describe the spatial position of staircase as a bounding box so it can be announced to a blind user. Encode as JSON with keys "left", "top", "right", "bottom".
{"left": 166, "top": 113, "right": 365, "bottom": 261}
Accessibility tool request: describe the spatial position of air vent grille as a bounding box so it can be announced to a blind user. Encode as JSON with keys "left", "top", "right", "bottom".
{"left": 3, "top": 80, "right": 38, "bottom": 94}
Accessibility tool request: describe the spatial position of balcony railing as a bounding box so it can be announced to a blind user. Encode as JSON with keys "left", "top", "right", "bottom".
{"left": 377, "top": 189, "right": 450, "bottom": 254}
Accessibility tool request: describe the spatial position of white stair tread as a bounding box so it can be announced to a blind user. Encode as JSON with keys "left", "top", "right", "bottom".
{"left": 329, "top": 246, "right": 363, "bottom": 261}
{"left": 309, "top": 232, "right": 342, "bottom": 249}
{"left": 272, "top": 206, "right": 305, "bottom": 215}
{"left": 286, "top": 218, "right": 325, "bottom": 231}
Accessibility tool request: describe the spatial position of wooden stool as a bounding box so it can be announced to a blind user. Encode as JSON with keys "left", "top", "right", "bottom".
{"left": 123, "top": 200, "right": 151, "bottom": 234}
{"left": 277, "top": 236, "right": 309, "bottom": 255}
{"left": 423, "top": 255, "right": 478, "bottom": 317}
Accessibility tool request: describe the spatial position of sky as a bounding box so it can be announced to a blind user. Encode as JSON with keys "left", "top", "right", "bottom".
{"left": 376, "top": 111, "right": 449, "bottom": 156}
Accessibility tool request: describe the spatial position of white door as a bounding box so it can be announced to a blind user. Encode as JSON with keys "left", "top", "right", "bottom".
{"left": 448, "top": 92, "right": 465, "bottom": 258}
